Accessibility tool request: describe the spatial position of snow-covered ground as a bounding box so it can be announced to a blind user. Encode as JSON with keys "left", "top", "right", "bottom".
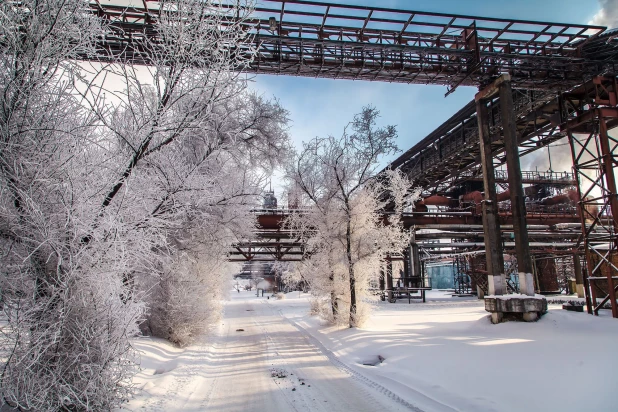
{"left": 269, "top": 290, "right": 618, "bottom": 412}
{"left": 121, "top": 290, "right": 410, "bottom": 411}
{"left": 123, "top": 290, "right": 618, "bottom": 411}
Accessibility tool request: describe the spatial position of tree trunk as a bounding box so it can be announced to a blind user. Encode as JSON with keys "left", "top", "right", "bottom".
{"left": 329, "top": 272, "right": 338, "bottom": 319}
{"left": 346, "top": 220, "right": 356, "bottom": 327}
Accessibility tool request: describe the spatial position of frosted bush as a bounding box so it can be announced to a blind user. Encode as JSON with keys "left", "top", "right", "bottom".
{"left": 142, "top": 252, "right": 232, "bottom": 347}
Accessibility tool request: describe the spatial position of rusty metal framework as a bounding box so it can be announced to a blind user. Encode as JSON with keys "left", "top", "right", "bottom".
{"left": 248, "top": 1, "right": 614, "bottom": 92}
{"left": 241, "top": 207, "right": 583, "bottom": 261}
{"left": 87, "top": 1, "right": 617, "bottom": 92}
{"left": 566, "top": 78, "right": 618, "bottom": 317}
{"left": 229, "top": 241, "right": 305, "bottom": 261}
{"left": 385, "top": 77, "right": 618, "bottom": 194}
{"left": 397, "top": 76, "right": 618, "bottom": 317}
{"left": 230, "top": 210, "right": 304, "bottom": 262}
{"left": 460, "top": 169, "right": 576, "bottom": 185}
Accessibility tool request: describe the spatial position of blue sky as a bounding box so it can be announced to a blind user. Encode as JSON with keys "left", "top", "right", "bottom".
{"left": 250, "top": 0, "right": 610, "bottom": 190}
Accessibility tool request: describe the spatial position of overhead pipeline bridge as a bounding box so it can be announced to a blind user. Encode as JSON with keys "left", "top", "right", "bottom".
{"left": 90, "top": 0, "right": 617, "bottom": 94}
{"left": 231, "top": 207, "right": 582, "bottom": 262}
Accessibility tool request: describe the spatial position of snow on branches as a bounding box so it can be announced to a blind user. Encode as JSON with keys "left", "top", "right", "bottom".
{"left": 286, "top": 107, "right": 419, "bottom": 328}
{"left": 0, "top": 0, "right": 291, "bottom": 409}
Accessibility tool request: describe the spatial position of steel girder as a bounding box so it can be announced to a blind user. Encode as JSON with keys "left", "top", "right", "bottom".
{"left": 385, "top": 76, "right": 618, "bottom": 194}
{"left": 83, "top": 1, "right": 617, "bottom": 91}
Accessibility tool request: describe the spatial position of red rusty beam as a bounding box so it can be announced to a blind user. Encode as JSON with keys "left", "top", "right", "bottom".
{"left": 81, "top": 0, "right": 615, "bottom": 90}
{"left": 256, "top": 211, "right": 580, "bottom": 230}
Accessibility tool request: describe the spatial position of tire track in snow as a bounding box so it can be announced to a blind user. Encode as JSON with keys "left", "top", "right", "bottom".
{"left": 196, "top": 320, "right": 230, "bottom": 410}
{"left": 250, "top": 313, "right": 303, "bottom": 412}
{"left": 253, "top": 300, "right": 392, "bottom": 412}
{"left": 269, "top": 303, "right": 458, "bottom": 412}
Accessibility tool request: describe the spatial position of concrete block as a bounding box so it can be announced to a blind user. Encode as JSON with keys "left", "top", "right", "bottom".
{"left": 484, "top": 294, "right": 547, "bottom": 323}
{"left": 519, "top": 272, "right": 535, "bottom": 296}
{"left": 491, "top": 312, "right": 503, "bottom": 324}
{"left": 576, "top": 284, "right": 585, "bottom": 299}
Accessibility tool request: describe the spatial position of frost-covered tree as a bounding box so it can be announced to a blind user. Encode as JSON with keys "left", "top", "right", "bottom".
{"left": 287, "top": 107, "right": 416, "bottom": 327}
{"left": 74, "top": 0, "right": 290, "bottom": 348}
{"left": 75, "top": 0, "right": 291, "bottom": 342}
{"left": 0, "top": 1, "right": 145, "bottom": 409}
{"left": 0, "top": 0, "right": 291, "bottom": 409}
{"left": 133, "top": 91, "right": 290, "bottom": 346}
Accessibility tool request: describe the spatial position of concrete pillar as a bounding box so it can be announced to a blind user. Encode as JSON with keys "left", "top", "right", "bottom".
{"left": 410, "top": 243, "right": 422, "bottom": 288}
{"left": 476, "top": 285, "right": 485, "bottom": 299}
{"left": 475, "top": 88, "right": 505, "bottom": 296}
{"left": 573, "top": 253, "right": 585, "bottom": 298}
{"left": 403, "top": 249, "right": 410, "bottom": 287}
{"left": 498, "top": 77, "right": 534, "bottom": 296}
{"left": 491, "top": 312, "right": 503, "bottom": 324}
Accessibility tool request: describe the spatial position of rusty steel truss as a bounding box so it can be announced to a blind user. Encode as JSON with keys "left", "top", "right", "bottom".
{"left": 88, "top": 0, "right": 617, "bottom": 93}
{"left": 379, "top": 74, "right": 618, "bottom": 318}
{"left": 231, "top": 210, "right": 305, "bottom": 262}
{"left": 385, "top": 77, "right": 618, "bottom": 195}
{"left": 238, "top": 208, "right": 582, "bottom": 263}
{"left": 566, "top": 78, "right": 618, "bottom": 317}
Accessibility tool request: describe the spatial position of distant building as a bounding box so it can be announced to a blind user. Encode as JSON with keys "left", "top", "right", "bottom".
{"left": 426, "top": 262, "right": 456, "bottom": 289}
{"left": 263, "top": 190, "right": 277, "bottom": 209}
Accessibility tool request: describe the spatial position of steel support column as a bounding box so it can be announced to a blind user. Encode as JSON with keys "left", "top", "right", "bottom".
{"left": 403, "top": 248, "right": 410, "bottom": 287}
{"left": 598, "top": 117, "right": 618, "bottom": 317}
{"left": 572, "top": 252, "right": 589, "bottom": 307}
{"left": 386, "top": 257, "right": 394, "bottom": 302}
{"left": 379, "top": 268, "right": 385, "bottom": 300}
{"left": 476, "top": 87, "right": 505, "bottom": 295}
{"left": 499, "top": 78, "right": 534, "bottom": 296}
{"left": 568, "top": 101, "right": 618, "bottom": 318}
{"left": 410, "top": 243, "right": 422, "bottom": 287}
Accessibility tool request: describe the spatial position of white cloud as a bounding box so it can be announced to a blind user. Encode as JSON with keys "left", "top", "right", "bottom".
{"left": 591, "top": 0, "right": 618, "bottom": 28}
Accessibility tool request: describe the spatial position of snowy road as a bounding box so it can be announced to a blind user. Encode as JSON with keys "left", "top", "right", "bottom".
{"left": 124, "top": 291, "right": 618, "bottom": 412}
{"left": 126, "top": 293, "right": 411, "bottom": 411}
